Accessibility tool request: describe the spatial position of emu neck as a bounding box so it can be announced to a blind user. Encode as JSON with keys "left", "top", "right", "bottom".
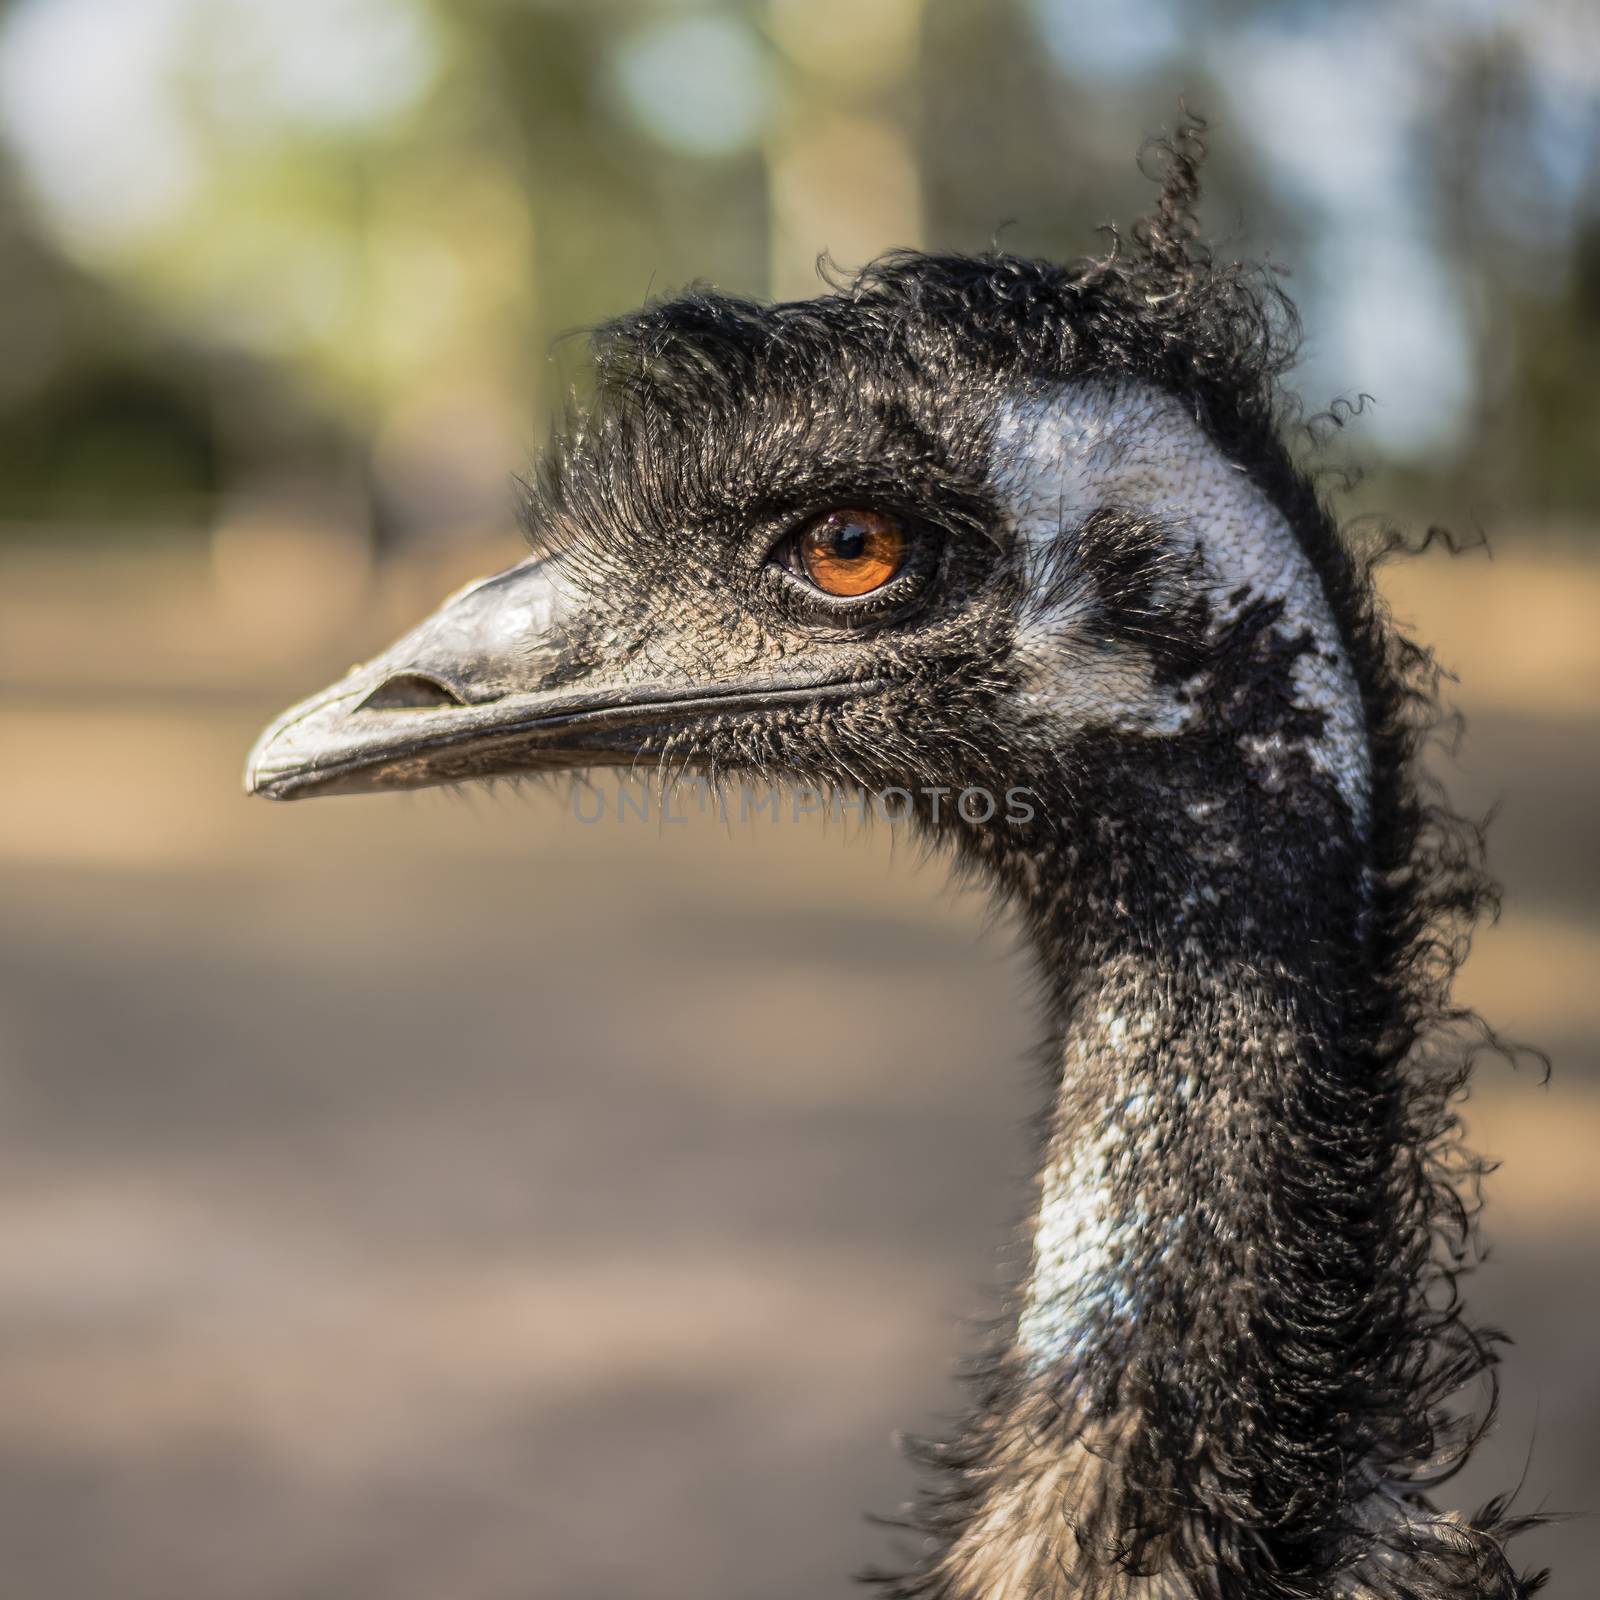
{"left": 991, "top": 742, "right": 1394, "bottom": 1575}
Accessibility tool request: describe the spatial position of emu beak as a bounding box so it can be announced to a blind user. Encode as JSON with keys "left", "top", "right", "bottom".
{"left": 245, "top": 554, "right": 868, "bottom": 801}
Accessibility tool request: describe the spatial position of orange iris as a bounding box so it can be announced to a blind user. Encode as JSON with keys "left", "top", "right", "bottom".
{"left": 798, "top": 510, "right": 908, "bottom": 597}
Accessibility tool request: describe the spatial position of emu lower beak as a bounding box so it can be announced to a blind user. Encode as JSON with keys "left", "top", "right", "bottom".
{"left": 245, "top": 555, "right": 863, "bottom": 801}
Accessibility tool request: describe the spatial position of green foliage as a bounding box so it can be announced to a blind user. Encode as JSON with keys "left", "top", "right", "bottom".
{"left": 0, "top": 0, "right": 1595, "bottom": 539}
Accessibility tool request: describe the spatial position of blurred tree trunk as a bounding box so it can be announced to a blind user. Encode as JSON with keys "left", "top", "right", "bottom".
{"left": 765, "top": 0, "right": 925, "bottom": 301}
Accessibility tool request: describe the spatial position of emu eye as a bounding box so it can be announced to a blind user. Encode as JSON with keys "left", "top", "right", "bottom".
{"left": 797, "top": 509, "right": 908, "bottom": 597}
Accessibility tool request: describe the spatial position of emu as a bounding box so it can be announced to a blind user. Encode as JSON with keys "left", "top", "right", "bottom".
{"left": 247, "top": 130, "right": 1543, "bottom": 1598}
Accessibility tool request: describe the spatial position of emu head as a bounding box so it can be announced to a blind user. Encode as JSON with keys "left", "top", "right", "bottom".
{"left": 242, "top": 141, "right": 1547, "bottom": 1597}
{"left": 248, "top": 194, "right": 1371, "bottom": 892}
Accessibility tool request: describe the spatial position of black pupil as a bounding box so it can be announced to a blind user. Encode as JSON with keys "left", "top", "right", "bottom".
{"left": 828, "top": 521, "right": 867, "bottom": 561}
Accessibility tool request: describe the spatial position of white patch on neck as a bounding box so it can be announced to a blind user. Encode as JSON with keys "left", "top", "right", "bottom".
{"left": 989, "top": 380, "right": 1370, "bottom": 826}
{"left": 1016, "top": 1005, "right": 1162, "bottom": 1365}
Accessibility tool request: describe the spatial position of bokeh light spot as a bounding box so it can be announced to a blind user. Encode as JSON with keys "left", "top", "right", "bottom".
{"left": 611, "top": 15, "right": 772, "bottom": 158}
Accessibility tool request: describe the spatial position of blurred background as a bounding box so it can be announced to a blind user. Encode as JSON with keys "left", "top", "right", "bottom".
{"left": 0, "top": 0, "right": 1596, "bottom": 1595}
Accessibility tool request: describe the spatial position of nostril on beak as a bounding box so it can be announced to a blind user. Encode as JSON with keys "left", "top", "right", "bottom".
{"left": 357, "top": 673, "right": 470, "bottom": 712}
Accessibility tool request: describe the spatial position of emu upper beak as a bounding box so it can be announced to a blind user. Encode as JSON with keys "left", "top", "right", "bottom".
{"left": 245, "top": 555, "right": 867, "bottom": 801}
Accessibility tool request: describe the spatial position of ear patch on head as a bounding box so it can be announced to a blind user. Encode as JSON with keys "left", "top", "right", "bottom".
{"left": 989, "top": 380, "right": 1370, "bottom": 825}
